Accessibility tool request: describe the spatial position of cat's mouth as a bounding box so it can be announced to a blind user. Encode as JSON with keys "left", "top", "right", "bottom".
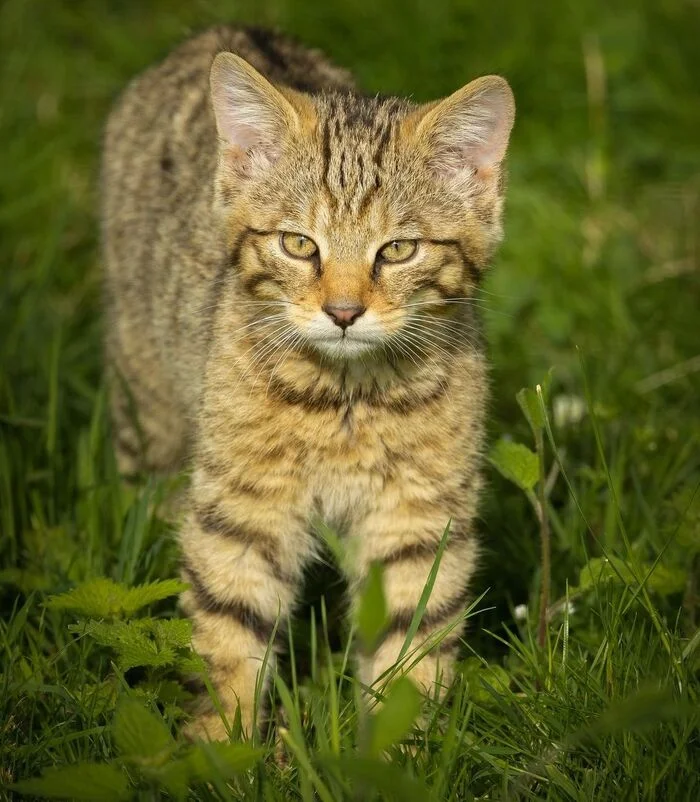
{"left": 307, "top": 332, "right": 381, "bottom": 359}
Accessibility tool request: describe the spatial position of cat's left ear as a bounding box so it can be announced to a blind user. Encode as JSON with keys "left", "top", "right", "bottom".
{"left": 210, "top": 52, "right": 303, "bottom": 178}
{"left": 411, "top": 76, "right": 515, "bottom": 189}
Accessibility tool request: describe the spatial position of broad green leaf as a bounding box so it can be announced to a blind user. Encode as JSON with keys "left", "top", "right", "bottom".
{"left": 644, "top": 563, "right": 687, "bottom": 596}
{"left": 575, "top": 688, "right": 695, "bottom": 743}
{"left": 578, "top": 556, "right": 636, "bottom": 589}
{"left": 184, "top": 742, "right": 264, "bottom": 782}
{"left": 488, "top": 439, "right": 539, "bottom": 492}
{"left": 460, "top": 658, "right": 510, "bottom": 705}
{"left": 516, "top": 387, "right": 544, "bottom": 432}
{"left": 13, "top": 763, "right": 130, "bottom": 801}
{"left": 47, "top": 577, "right": 187, "bottom": 618}
{"left": 113, "top": 697, "right": 175, "bottom": 761}
{"left": 369, "top": 676, "right": 422, "bottom": 755}
{"left": 356, "top": 562, "right": 389, "bottom": 653}
{"left": 578, "top": 557, "right": 685, "bottom": 596}
{"left": 318, "top": 754, "right": 434, "bottom": 802}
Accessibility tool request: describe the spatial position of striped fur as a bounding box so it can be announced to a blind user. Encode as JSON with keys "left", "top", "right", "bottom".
{"left": 101, "top": 25, "right": 514, "bottom": 739}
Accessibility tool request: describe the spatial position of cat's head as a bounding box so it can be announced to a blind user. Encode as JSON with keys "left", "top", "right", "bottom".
{"left": 210, "top": 52, "right": 514, "bottom": 361}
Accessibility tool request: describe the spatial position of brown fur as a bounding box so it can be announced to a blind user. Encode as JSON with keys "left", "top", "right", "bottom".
{"left": 102, "top": 24, "right": 514, "bottom": 739}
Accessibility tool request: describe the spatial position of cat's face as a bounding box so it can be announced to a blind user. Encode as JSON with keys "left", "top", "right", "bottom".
{"left": 211, "top": 54, "right": 514, "bottom": 361}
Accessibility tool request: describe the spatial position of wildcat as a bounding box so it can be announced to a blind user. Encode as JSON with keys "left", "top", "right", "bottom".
{"left": 101, "top": 25, "right": 514, "bottom": 740}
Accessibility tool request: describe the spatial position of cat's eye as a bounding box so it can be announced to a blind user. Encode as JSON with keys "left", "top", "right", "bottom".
{"left": 377, "top": 239, "right": 418, "bottom": 264}
{"left": 280, "top": 232, "right": 318, "bottom": 260}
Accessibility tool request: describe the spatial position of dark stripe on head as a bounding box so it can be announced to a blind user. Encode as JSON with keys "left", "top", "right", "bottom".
{"left": 426, "top": 239, "right": 481, "bottom": 286}
{"left": 182, "top": 559, "right": 283, "bottom": 643}
{"left": 242, "top": 271, "right": 277, "bottom": 295}
{"left": 373, "top": 120, "right": 392, "bottom": 170}
{"left": 321, "top": 119, "right": 333, "bottom": 194}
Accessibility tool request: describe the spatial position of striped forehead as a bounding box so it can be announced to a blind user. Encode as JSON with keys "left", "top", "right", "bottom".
{"left": 314, "top": 92, "right": 408, "bottom": 216}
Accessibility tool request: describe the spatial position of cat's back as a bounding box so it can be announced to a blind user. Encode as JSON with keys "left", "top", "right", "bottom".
{"left": 101, "top": 26, "right": 354, "bottom": 405}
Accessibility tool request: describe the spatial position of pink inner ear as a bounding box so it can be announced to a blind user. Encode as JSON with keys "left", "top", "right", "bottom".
{"left": 426, "top": 79, "right": 514, "bottom": 178}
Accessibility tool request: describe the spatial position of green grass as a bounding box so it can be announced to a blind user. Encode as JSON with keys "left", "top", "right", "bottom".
{"left": 1, "top": 0, "right": 699, "bottom": 799}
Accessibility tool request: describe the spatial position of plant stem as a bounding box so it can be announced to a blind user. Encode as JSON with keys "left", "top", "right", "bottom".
{"left": 535, "top": 424, "right": 551, "bottom": 650}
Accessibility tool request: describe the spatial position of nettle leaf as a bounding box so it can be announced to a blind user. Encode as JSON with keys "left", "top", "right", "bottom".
{"left": 121, "top": 579, "right": 189, "bottom": 615}
{"left": 184, "top": 742, "right": 264, "bottom": 782}
{"left": 489, "top": 439, "right": 539, "bottom": 492}
{"left": 114, "top": 697, "right": 175, "bottom": 761}
{"left": 577, "top": 557, "right": 686, "bottom": 596}
{"left": 71, "top": 618, "right": 193, "bottom": 670}
{"left": 356, "top": 562, "right": 389, "bottom": 653}
{"left": 47, "top": 578, "right": 130, "bottom": 618}
{"left": 319, "top": 754, "right": 433, "bottom": 802}
{"left": 47, "top": 577, "right": 187, "bottom": 618}
{"left": 369, "top": 677, "right": 422, "bottom": 755}
{"left": 13, "top": 763, "right": 130, "bottom": 801}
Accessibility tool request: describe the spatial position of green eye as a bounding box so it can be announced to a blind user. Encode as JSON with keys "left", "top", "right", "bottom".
{"left": 378, "top": 239, "right": 418, "bottom": 264}
{"left": 280, "top": 232, "right": 318, "bottom": 259}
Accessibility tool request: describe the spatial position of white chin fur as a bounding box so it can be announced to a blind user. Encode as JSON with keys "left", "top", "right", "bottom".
{"left": 311, "top": 336, "right": 378, "bottom": 359}
{"left": 303, "top": 310, "right": 384, "bottom": 359}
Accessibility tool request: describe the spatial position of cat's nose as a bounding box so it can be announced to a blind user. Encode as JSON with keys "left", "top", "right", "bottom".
{"left": 323, "top": 302, "right": 366, "bottom": 330}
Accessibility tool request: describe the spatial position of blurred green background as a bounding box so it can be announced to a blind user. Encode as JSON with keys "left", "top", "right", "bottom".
{"left": 1, "top": 0, "right": 699, "bottom": 797}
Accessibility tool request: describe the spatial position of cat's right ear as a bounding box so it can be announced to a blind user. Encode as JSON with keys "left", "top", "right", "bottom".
{"left": 210, "top": 52, "right": 300, "bottom": 178}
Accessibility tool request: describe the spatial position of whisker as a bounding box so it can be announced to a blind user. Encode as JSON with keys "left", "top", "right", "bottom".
{"left": 227, "top": 325, "right": 298, "bottom": 395}
{"left": 247, "top": 327, "right": 301, "bottom": 398}
{"left": 403, "top": 320, "right": 476, "bottom": 352}
{"left": 229, "top": 313, "right": 289, "bottom": 340}
{"left": 400, "top": 331, "right": 459, "bottom": 366}
{"left": 406, "top": 313, "right": 483, "bottom": 338}
{"left": 265, "top": 331, "right": 307, "bottom": 399}
{"left": 397, "top": 299, "right": 513, "bottom": 319}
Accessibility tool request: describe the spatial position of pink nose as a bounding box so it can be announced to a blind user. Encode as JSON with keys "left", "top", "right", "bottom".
{"left": 323, "top": 303, "right": 366, "bottom": 330}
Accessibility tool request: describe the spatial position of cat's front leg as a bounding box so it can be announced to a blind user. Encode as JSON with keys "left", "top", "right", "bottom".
{"left": 179, "top": 463, "right": 312, "bottom": 740}
{"left": 349, "top": 491, "right": 479, "bottom": 703}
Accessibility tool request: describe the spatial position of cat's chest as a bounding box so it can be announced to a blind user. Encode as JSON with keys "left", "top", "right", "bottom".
{"left": 303, "top": 403, "right": 432, "bottom": 523}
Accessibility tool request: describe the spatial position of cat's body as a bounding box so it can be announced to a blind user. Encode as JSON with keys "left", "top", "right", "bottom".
{"left": 102, "top": 25, "right": 514, "bottom": 738}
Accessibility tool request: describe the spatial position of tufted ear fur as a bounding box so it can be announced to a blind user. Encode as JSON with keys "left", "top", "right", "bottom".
{"left": 412, "top": 75, "right": 515, "bottom": 191}
{"left": 210, "top": 52, "right": 301, "bottom": 178}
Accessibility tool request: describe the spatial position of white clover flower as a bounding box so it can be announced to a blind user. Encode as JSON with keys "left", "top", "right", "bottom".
{"left": 553, "top": 395, "right": 587, "bottom": 427}
{"left": 513, "top": 604, "right": 528, "bottom": 621}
